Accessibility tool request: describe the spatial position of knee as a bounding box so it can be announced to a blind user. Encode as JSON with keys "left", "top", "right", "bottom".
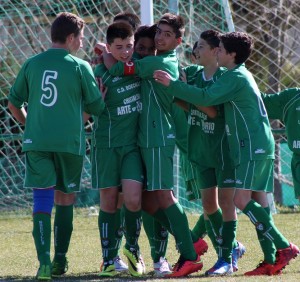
{"left": 55, "top": 191, "right": 76, "bottom": 206}
{"left": 33, "top": 188, "right": 54, "bottom": 215}
{"left": 233, "top": 195, "right": 247, "bottom": 211}
{"left": 202, "top": 199, "right": 219, "bottom": 214}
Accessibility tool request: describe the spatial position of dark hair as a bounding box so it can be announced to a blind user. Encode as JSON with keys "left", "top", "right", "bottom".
{"left": 221, "top": 32, "right": 254, "bottom": 64}
{"left": 200, "top": 29, "right": 221, "bottom": 49}
{"left": 106, "top": 22, "right": 134, "bottom": 45}
{"left": 191, "top": 41, "right": 198, "bottom": 58}
{"left": 51, "top": 12, "right": 85, "bottom": 43}
{"left": 158, "top": 13, "right": 185, "bottom": 38}
{"left": 134, "top": 24, "right": 157, "bottom": 44}
{"left": 113, "top": 12, "right": 141, "bottom": 32}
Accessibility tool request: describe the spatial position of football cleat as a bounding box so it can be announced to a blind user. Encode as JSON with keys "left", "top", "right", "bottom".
{"left": 99, "top": 260, "right": 118, "bottom": 277}
{"left": 244, "top": 260, "right": 276, "bottom": 276}
{"left": 205, "top": 258, "right": 233, "bottom": 276}
{"left": 271, "top": 243, "right": 300, "bottom": 275}
{"left": 36, "top": 265, "right": 52, "bottom": 281}
{"left": 164, "top": 255, "right": 203, "bottom": 278}
{"left": 153, "top": 257, "right": 172, "bottom": 277}
{"left": 193, "top": 238, "right": 208, "bottom": 256}
{"left": 123, "top": 247, "right": 144, "bottom": 277}
{"left": 232, "top": 241, "right": 246, "bottom": 272}
{"left": 51, "top": 258, "right": 68, "bottom": 277}
{"left": 113, "top": 255, "right": 128, "bottom": 272}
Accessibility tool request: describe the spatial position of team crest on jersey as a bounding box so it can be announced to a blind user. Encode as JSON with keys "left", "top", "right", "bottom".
{"left": 255, "top": 222, "right": 264, "bottom": 231}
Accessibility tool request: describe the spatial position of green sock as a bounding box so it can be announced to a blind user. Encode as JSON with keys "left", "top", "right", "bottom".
{"left": 153, "top": 209, "right": 172, "bottom": 233}
{"left": 207, "top": 208, "right": 223, "bottom": 251}
{"left": 142, "top": 211, "right": 169, "bottom": 262}
{"left": 191, "top": 213, "right": 207, "bottom": 239}
{"left": 205, "top": 219, "right": 219, "bottom": 254}
{"left": 110, "top": 208, "right": 123, "bottom": 258}
{"left": 243, "top": 200, "right": 289, "bottom": 249}
{"left": 98, "top": 210, "right": 118, "bottom": 261}
{"left": 53, "top": 205, "right": 73, "bottom": 262}
{"left": 164, "top": 203, "right": 197, "bottom": 261}
{"left": 32, "top": 213, "right": 51, "bottom": 265}
{"left": 123, "top": 206, "right": 142, "bottom": 250}
{"left": 220, "top": 221, "right": 237, "bottom": 263}
{"left": 256, "top": 207, "right": 276, "bottom": 264}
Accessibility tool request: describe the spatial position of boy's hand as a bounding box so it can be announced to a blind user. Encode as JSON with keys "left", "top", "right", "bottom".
{"left": 153, "top": 70, "right": 172, "bottom": 86}
{"left": 94, "top": 42, "right": 107, "bottom": 55}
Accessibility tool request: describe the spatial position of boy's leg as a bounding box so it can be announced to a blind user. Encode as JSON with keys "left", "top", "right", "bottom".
{"left": 235, "top": 160, "right": 299, "bottom": 275}
{"left": 191, "top": 213, "right": 207, "bottom": 239}
{"left": 219, "top": 188, "right": 245, "bottom": 273}
{"left": 32, "top": 188, "right": 54, "bottom": 280}
{"left": 142, "top": 146, "right": 203, "bottom": 277}
{"left": 142, "top": 211, "right": 172, "bottom": 276}
{"left": 98, "top": 188, "right": 120, "bottom": 277}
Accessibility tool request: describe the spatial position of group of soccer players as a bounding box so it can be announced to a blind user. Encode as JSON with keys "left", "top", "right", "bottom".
{"left": 7, "top": 8, "right": 300, "bottom": 281}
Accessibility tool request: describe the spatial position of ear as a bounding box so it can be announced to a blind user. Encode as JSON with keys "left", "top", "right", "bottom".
{"left": 229, "top": 51, "right": 236, "bottom": 61}
{"left": 106, "top": 43, "right": 111, "bottom": 52}
{"left": 66, "top": 33, "right": 74, "bottom": 45}
{"left": 176, "top": 37, "right": 182, "bottom": 45}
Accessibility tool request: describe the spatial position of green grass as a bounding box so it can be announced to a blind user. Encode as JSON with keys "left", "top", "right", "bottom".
{"left": 0, "top": 210, "right": 299, "bottom": 281}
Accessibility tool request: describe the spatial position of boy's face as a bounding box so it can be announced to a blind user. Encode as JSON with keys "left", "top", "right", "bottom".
{"left": 217, "top": 42, "right": 235, "bottom": 68}
{"left": 107, "top": 35, "right": 134, "bottom": 62}
{"left": 67, "top": 28, "right": 84, "bottom": 54}
{"left": 195, "top": 38, "right": 218, "bottom": 66}
{"left": 154, "top": 23, "right": 181, "bottom": 52}
{"left": 134, "top": 37, "right": 156, "bottom": 58}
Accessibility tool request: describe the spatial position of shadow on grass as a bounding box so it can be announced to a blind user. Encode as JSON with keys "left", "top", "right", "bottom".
{"left": 0, "top": 271, "right": 211, "bottom": 281}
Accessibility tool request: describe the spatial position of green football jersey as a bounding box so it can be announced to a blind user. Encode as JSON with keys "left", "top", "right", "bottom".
{"left": 168, "top": 64, "right": 275, "bottom": 165}
{"left": 262, "top": 88, "right": 300, "bottom": 154}
{"left": 8, "top": 48, "right": 105, "bottom": 156}
{"left": 92, "top": 64, "right": 141, "bottom": 148}
{"left": 109, "top": 50, "right": 179, "bottom": 148}
{"left": 185, "top": 67, "right": 230, "bottom": 166}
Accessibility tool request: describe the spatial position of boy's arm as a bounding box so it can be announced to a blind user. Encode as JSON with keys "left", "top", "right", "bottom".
{"left": 7, "top": 101, "right": 26, "bottom": 125}
{"left": 81, "top": 62, "right": 106, "bottom": 116}
{"left": 154, "top": 70, "right": 237, "bottom": 106}
{"left": 261, "top": 88, "right": 300, "bottom": 120}
{"left": 196, "top": 105, "right": 217, "bottom": 118}
{"left": 179, "top": 66, "right": 217, "bottom": 117}
{"left": 154, "top": 70, "right": 232, "bottom": 107}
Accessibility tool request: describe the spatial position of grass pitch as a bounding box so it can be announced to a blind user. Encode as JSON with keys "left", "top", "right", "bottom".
{"left": 0, "top": 210, "right": 299, "bottom": 281}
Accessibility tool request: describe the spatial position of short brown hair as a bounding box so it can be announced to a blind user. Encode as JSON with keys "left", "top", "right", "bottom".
{"left": 221, "top": 32, "right": 254, "bottom": 64}
{"left": 158, "top": 13, "right": 185, "bottom": 38}
{"left": 106, "top": 22, "right": 134, "bottom": 45}
{"left": 51, "top": 12, "right": 85, "bottom": 43}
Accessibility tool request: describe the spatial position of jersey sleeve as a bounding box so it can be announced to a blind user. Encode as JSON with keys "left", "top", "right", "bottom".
{"left": 261, "top": 92, "right": 284, "bottom": 119}
{"left": 80, "top": 61, "right": 105, "bottom": 116}
{"left": 167, "top": 70, "right": 240, "bottom": 106}
{"left": 109, "top": 55, "right": 176, "bottom": 80}
{"left": 8, "top": 61, "right": 30, "bottom": 108}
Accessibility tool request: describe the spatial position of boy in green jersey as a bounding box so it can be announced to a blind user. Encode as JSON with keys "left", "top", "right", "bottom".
{"left": 180, "top": 30, "right": 245, "bottom": 276}
{"left": 101, "top": 13, "right": 204, "bottom": 278}
{"left": 154, "top": 31, "right": 299, "bottom": 276}
{"left": 8, "top": 12, "right": 105, "bottom": 281}
{"left": 262, "top": 88, "right": 300, "bottom": 200}
{"left": 95, "top": 21, "right": 173, "bottom": 277}
{"left": 91, "top": 22, "right": 145, "bottom": 277}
